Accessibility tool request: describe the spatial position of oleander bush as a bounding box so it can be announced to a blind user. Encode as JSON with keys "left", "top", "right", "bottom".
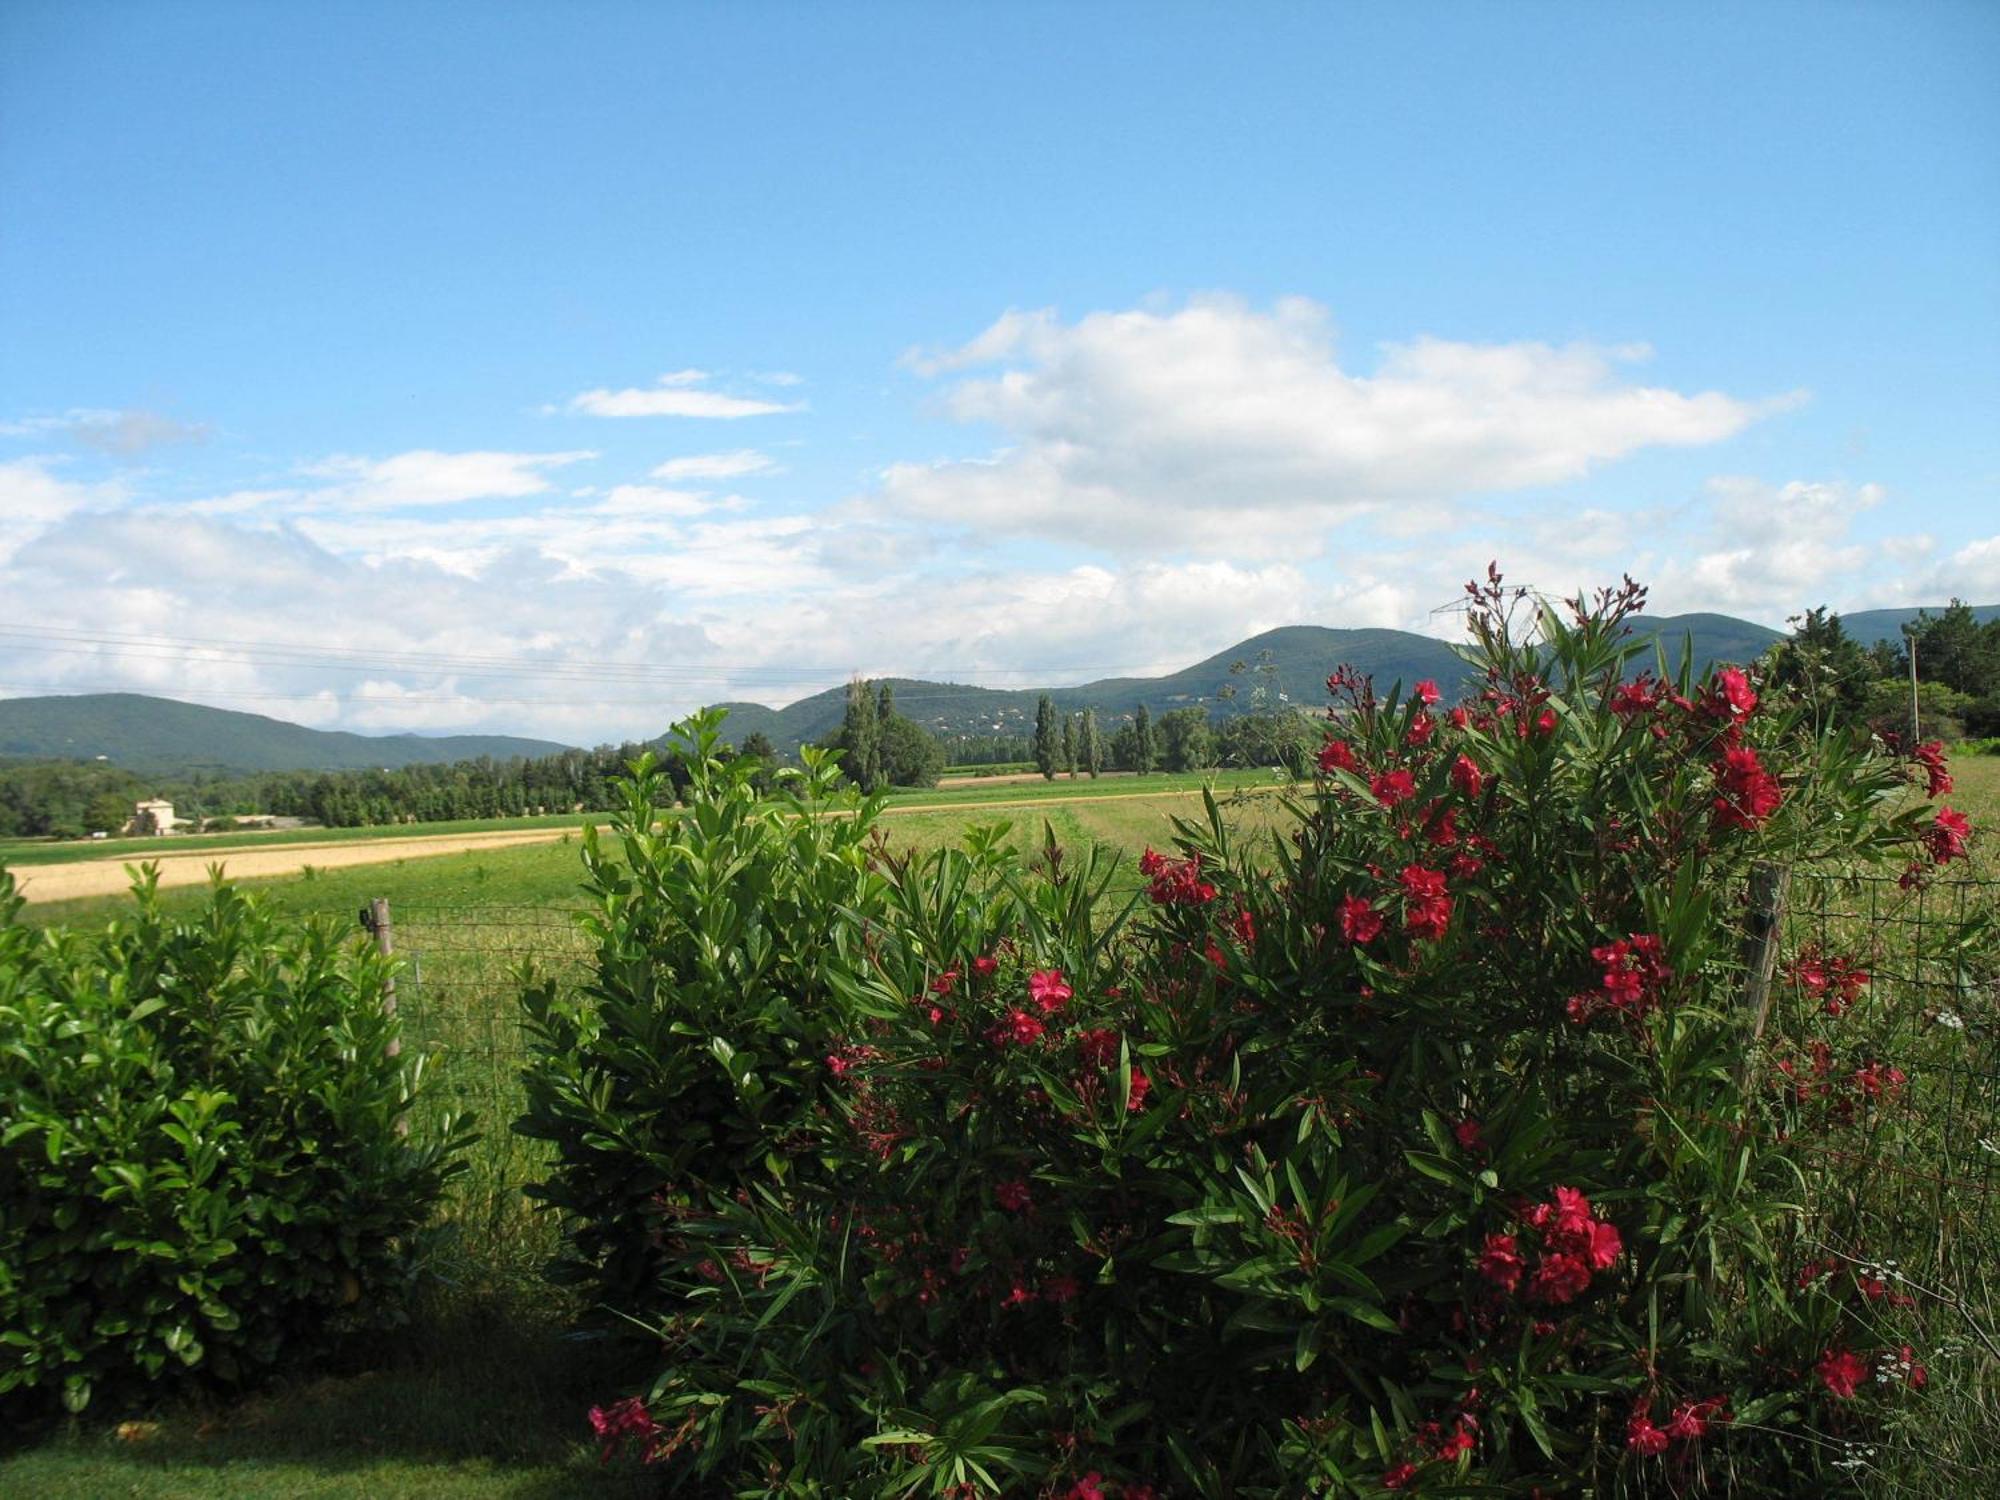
{"left": 0, "top": 869, "right": 471, "bottom": 1418}
{"left": 524, "top": 573, "right": 1973, "bottom": 1496}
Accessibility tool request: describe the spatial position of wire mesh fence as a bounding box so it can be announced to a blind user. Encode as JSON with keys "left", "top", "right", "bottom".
{"left": 347, "top": 870, "right": 2000, "bottom": 1280}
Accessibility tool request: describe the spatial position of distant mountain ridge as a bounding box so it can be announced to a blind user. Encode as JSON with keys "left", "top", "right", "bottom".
{"left": 0, "top": 693, "right": 571, "bottom": 774}
{"left": 3, "top": 604, "right": 1988, "bottom": 769}
{"left": 709, "top": 611, "right": 1823, "bottom": 753}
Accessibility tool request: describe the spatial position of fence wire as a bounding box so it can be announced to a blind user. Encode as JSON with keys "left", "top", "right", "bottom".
{"left": 351, "top": 873, "right": 2000, "bottom": 1265}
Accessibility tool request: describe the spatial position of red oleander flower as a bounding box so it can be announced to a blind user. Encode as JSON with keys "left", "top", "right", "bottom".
{"left": 1912, "top": 739, "right": 1954, "bottom": 798}
{"left": 1715, "top": 666, "right": 1758, "bottom": 718}
{"left": 972, "top": 955, "right": 999, "bottom": 977}
{"left": 587, "top": 1397, "right": 660, "bottom": 1465}
{"left": 1626, "top": 1410, "right": 1670, "bottom": 1456}
{"left": 1478, "top": 1232, "right": 1524, "bottom": 1293}
{"left": 1449, "top": 753, "right": 1485, "bottom": 798}
{"left": 1126, "top": 1070, "right": 1152, "bottom": 1112}
{"left": 1029, "top": 969, "right": 1073, "bottom": 1013}
{"left": 1529, "top": 1251, "right": 1592, "bottom": 1305}
{"left": 1382, "top": 1463, "right": 1419, "bottom": 1491}
{"left": 1002, "top": 1008, "right": 1046, "bottom": 1046}
{"left": 1318, "top": 737, "right": 1359, "bottom": 774}
{"left": 1817, "top": 1347, "right": 1869, "bottom": 1400}
{"left": 1078, "top": 1027, "right": 1118, "bottom": 1067}
{"left": 1372, "top": 768, "right": 1418, "bottom": 807}
{"left": 1453, "top": 1117, "right": 1484, "bottom": 1153}
{"left": 1414, "top": 679, "right": 1441, "bottom": 705}
{"left": 1587, "top": 1219, "right": 1623, "bottom": 1271}
{"left": 1610, "top": 674, "right": 1660, "bottom": 717}
{"left": 994, "top": 1179, "right": 1032, "bottom": 1212}
{"left": 1042, "top": 1274, "right": 1080, "bottom": 1304}
{"left": 1713, "top": 745, "right": 1783, "bottom": 829}
{"left": 1399, "top": 864, "right": 1452, "bottom": 940}
{"left": 1925, "top": 807, "right": 1971, "bottom": 865}
{"left": 1406, "top": 711, "right": 1436, "bottom": 748}
{"left": 1065, "top": 1473, "right": 1108, "bottom": 1500}
{"left": 1338, "top": 892, "right": 1385, "bottom": 944}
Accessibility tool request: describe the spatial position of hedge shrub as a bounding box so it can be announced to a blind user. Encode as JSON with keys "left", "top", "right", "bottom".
{"left": 525, "top": 575, "right": 1966, "bottom": 1495}
{"left": 0, "top": 869, "right": 471, "bottom": 1417}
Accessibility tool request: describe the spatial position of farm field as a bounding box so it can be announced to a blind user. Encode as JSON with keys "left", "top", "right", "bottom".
{"left": 7, "top": 767, "right": 1290, "bottom": 914}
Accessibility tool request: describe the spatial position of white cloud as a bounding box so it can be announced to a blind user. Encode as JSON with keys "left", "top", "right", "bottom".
{"left": 567, "top": 370, "right": 802, "bottom": 419}
{"left": 1, "top": 406, "right": 210, "bottom": 457}
{"left": 0, "top": 457, "right": 127, "bottom": 562}
{"left": 879, "top": 296, "right": 1787, "bottom": 557}
{"left": 650, "top": 449, "right": 778, "bottom": 480}
{"left": 296, "top": 449, "right": 596, "bottom": 509}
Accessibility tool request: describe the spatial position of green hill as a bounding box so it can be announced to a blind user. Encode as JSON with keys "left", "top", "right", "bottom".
{"left": 704, "top": 613, "right": 1788, "bottom": 753}
{"left": 0, "top": 693, "right": 571, "bottom": 774}
{"left": 1842, "top": 605, "right": 2000, "bottom": 644}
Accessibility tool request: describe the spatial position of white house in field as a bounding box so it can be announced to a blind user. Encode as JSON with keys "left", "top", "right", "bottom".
{"left": 129, "top": 799, "right": 180, "bottom": 836}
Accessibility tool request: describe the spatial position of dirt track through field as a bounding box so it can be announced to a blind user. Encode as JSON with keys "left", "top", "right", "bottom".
{"left": 11, "top": 783, "right": 1290, "bottom": 904}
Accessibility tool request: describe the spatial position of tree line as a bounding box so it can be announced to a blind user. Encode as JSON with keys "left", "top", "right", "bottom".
{"left": 1764, "top": 600, "right": 2000, "bottom": 741}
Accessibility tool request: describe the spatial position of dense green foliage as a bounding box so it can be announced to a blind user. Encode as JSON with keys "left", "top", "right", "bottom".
{"left": 1767, "top": 600, "right": 2000, "bottom": 741}
{"left": 518, "top": 580, "right": 1965, "bottom": 1495}
{"left": 0, "top": 870, "right": 471, "bottom": 1418}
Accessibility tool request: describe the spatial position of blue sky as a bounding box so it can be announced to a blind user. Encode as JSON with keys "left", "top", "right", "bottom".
{"left": 3, "top": 1, "right": 1996, "bottom": 743}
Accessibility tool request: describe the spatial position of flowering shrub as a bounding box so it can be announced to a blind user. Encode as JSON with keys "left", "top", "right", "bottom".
{"left": 531, "top": 574, "right": 1960, "bottom": 1495}
{"left": 0, "top": 869, "right": 468, "bottom": 1419}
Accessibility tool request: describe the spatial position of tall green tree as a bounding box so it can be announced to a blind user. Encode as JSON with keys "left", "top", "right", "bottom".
{"left": 1132, "top": 703, "right": 1155, "bottom": 775}
{"left": 1060, "top": 716, "right": 1077, "bottom": 776}
{"left": 843, "top": 677, "right": 882, "bottom": 793}
{"left": 1157, "top": 706, "right": 1214, "bottom": 772}
{"left": 877, "top": 680, "right": 896, "bottom": 722}
{"left": 1033, "top": 695, "right": 1059, "bottom": 781}
{"left": 1765, "top": 607, "right": 1872, "bottom": 724}
{"left": 1080, "top": 708, "right": 1102, "bottom": 778}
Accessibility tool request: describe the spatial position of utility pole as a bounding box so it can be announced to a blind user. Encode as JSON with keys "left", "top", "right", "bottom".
{"left": 1904, "top": 624, "right": 1921, "bottom": 743}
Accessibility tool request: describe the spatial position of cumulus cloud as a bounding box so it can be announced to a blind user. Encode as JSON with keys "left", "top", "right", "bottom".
{"left": 295, "top": 449, "right": 596, "bottom": 509}
{"left": 650, "top": 449, "right": 779, "bottom": 480}
{"left": 0, "top": 457, "right": 127, "bottom": 563}
{"left": 880, "top": 296, "right": 1788, "bottom": 557}
{"left": 567, "top": 370, "right": 803, "bottom": 419}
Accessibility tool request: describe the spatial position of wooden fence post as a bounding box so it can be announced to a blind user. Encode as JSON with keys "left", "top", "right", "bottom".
{"left": 361, "top": 897, "right": 399, "bottom": 1059}
{"left": 1735, "top": 861, "right": 1791, "bottom": 1092}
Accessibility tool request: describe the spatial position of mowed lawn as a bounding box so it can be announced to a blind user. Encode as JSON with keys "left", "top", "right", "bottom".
{"left": 5, "top": 756, "right": 1993, "bottom": 1498}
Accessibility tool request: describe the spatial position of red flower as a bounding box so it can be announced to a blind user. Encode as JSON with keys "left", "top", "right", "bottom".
{"left": 1550, "top": 1185, "right": 1594, "bottom": 1245}
{"left": 1449, "top": 753, "right": 1485, "bottom": 799}
{"left": 1078, "top": 1027, "right": 1119, "bottom": 1067}
{"left": 1529, "top": 1251, "right": 1592, "bottom": 1305}
{"left": 1371, "top": 768, "right": 1417, "bottom": 808}
{"left": 972, "top": 955, "right": 999, "bottom": 978}
{"left": 929, "top": 969, "right": 959, "bottom": 996}
{"left": 1001, "top": 1008, "right": 1046, "bottom": 1046}
{"left": 1715, "top": 666, "right": 1758, "bottom": 718}
{"left": 1912, "top": 740, "right": 1954, "bottom": 798}
{"left": 1898, "top": 1344, "right": 1928, "bottom": 1389}
{"left": 1126, "top": 1070, "right": 1152, "bottom": 1112}
{"left": 1453, "top": 1117, "right": 1485, "bottom": 1153}
{"left": 1042, "top": 1274, "right": 1080, "bottom": 1304}
{"left": 1817, "top": 1347, "right": 1869, "bottom": 1400}
{"left": 1925, "top": 807, "right": 1971, "bottom": 865}
{"left": 1065, "top": 1473, "right": 1108, "bottom": 1500}
{"left": 1318, "top": 737, "right": 1359, "bottom": 774}
{"left": 1477, "top": 1232, "right": 1524, "bottom": 1293}
{"left": 1587, "top": 1219, "right": 1623, "bottom": 1271}
{"left": 1399, "top": 864, "right": 1452, "bottom": 941}
{"left": 1406, "top": 711, "right": 1436, "bottom": 748}
{"left": 1414, "top": 678, "right": 1441, "bottom": 705}
{"left": 994, "top": 1179, "right": 1032, "bottom": 1212}
{"left": 1626, "top": 1410, "right": 1670, "bottom": 1456}
{"left": 1382, "top": 1463, "right": 1419, "bottom": 1491}
{"left": 587, "top": 1396, "right": 660, "bottom": 1465}
{"left": 1029, "top": 969, "right": 1074, "bottom": 1013}
{"left": 1713, "top": 745, "right": 1782, "bottom": 830}
{"left": 1338, "top": 892, "right": 1385, "bottom": 944}
{"left": 1610, "top": 675, "right": 1660, "bottom": 717}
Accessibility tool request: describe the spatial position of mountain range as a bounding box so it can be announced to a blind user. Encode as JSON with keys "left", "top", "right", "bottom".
{"left": 2, "top": 605, "right": 1991, "bottom": 771}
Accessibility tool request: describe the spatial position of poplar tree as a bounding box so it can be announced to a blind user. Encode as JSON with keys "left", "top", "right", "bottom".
{"left": 1033, "top": 695, "right": 1059, "bottom": 780}
{"left": 1133, "top": 703, "right": 1155, "bottom": 775}
{"left": 1061, "top": 716, "right": 1077, "bottom": 776}
{"left": 1080, "top": 708, "right": 1102, "bottom": 777}
{"left": 844, "top": 677, "right": 882, "bottom": 793}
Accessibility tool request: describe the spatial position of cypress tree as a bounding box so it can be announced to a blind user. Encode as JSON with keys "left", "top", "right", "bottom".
{"left": 1033, "top": 695, "right": 1059, "bottom": 781}
{"left": 1133, "top": 703, "right": 1155, "bottom": 775}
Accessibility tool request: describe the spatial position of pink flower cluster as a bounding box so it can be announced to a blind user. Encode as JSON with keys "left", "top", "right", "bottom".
{"left": 1789, "top": 946, "right": 1870, "bottom": 1017}
{"left": 1478, "top": 1186, "right": 1622, "bottom": 1306}
{"left": 587, "top": 1396, "right": 667, "bottom": 1465}
{"left": 1566, "top": 934, "right": 1670, "bottom": 1025}
{"left": 1626, "top": 1395, "right": 1729, "bottom": 1455}
{"left": 1138, "top": 848, "right": 1217, "bottom": 905}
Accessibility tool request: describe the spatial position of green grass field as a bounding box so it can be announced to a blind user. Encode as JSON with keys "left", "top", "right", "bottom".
{"left": 6, "top": 756, "right": 1994, "bottom": 1497}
